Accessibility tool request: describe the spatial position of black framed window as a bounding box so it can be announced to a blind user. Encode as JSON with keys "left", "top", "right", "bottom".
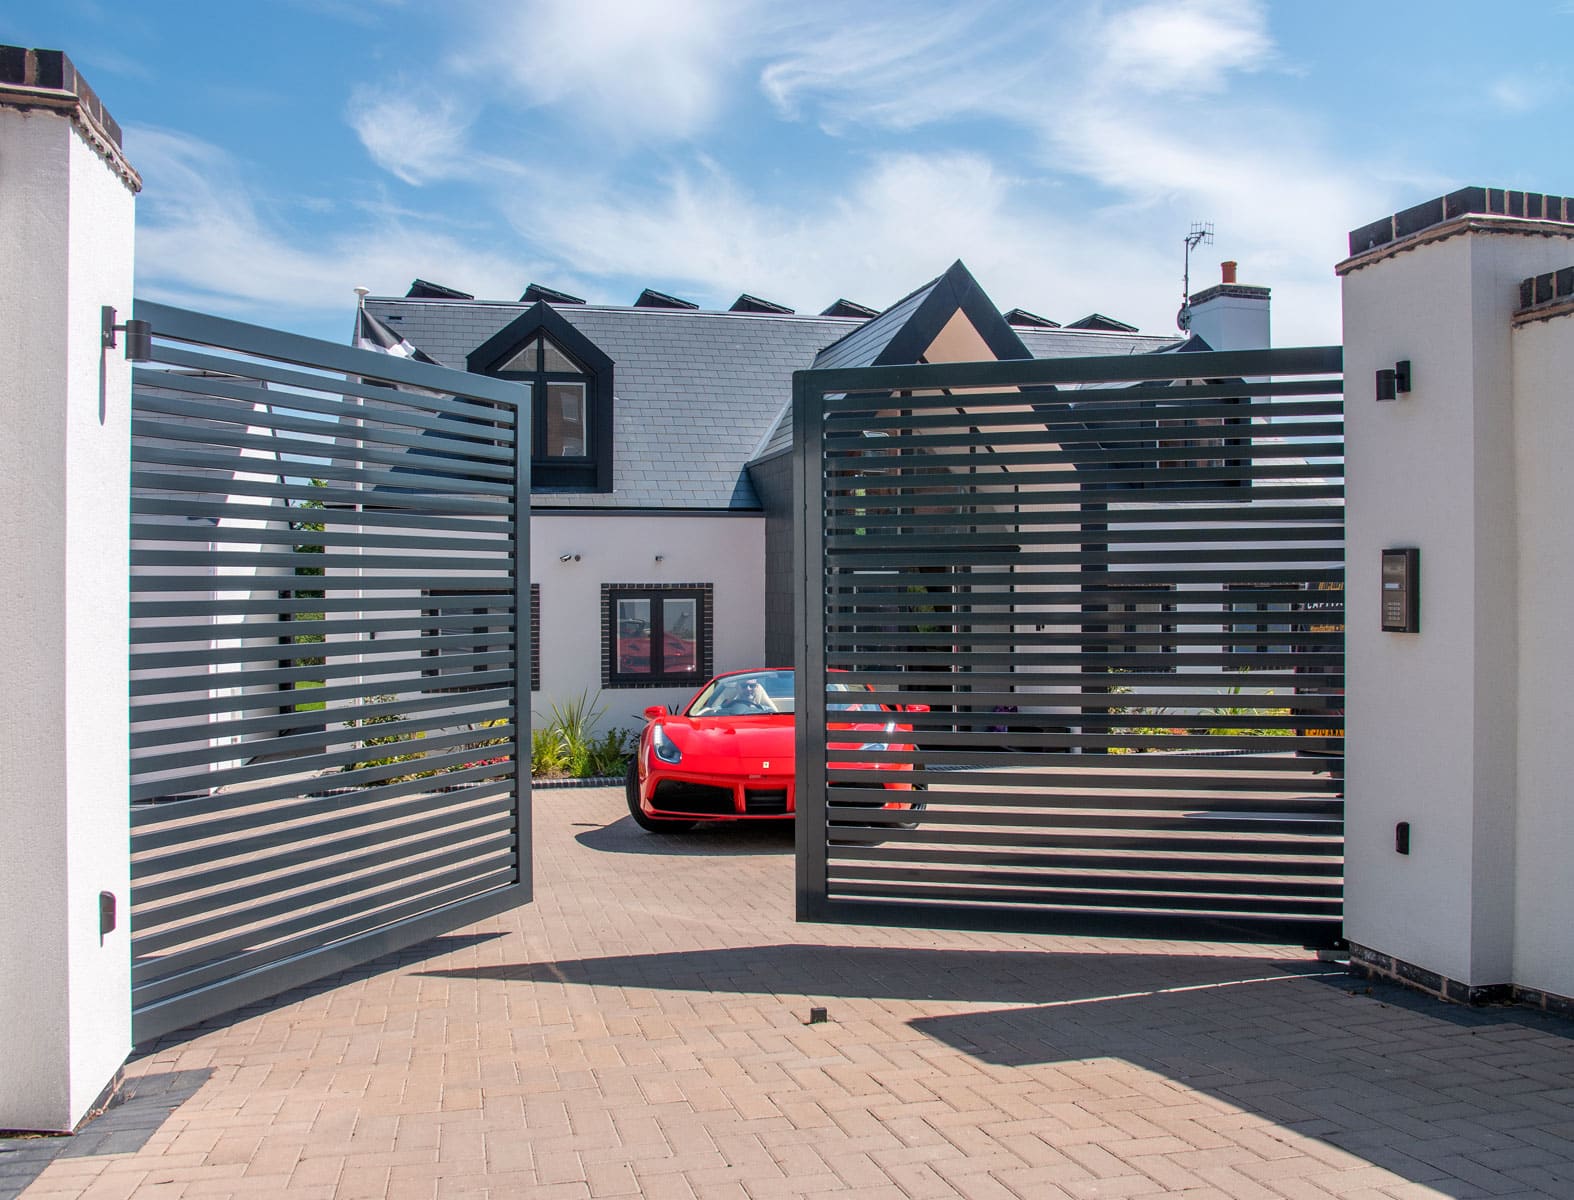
{"left": 1226, "top": 582, "right": 1295, "bottom": 657}
{"left": 467, "top": 303, "right": 615, "bottom": 492}
{"left": 497, "top": 333, "right": 590, "bottom": 460}
{"left": 1105, "top": 583, "right": 1177, "bottom": 667}
{"left": 602, "top": 583, "right": 713, "bottom": 687}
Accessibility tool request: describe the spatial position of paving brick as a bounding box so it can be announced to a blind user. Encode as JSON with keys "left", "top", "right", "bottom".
{"left": 41, "top": 785, "right": 1574, "bottom": 1200}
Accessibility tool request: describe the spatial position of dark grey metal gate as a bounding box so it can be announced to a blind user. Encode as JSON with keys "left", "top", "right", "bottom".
{"left": 794, "top": 346, "right": 1344, "bottom": 944}
{"left": 129, "top": 302, "right": 530, "bottom": 1041}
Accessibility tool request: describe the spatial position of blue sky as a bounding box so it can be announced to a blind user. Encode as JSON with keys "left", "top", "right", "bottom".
{"left": 6, "top": 0, "right": 1571, "bottom": 347}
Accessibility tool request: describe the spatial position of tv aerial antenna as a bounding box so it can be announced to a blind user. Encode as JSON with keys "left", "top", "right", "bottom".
{"left": 1176, "top": 221, "right": 1214, "bottom": 331}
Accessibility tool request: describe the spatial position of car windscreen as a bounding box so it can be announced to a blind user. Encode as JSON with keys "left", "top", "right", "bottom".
{"left": 688, "top": 669, "right": 796, "bottom": 716}
{"left": 827, "top": 680, "right": 881, "bottom": 712}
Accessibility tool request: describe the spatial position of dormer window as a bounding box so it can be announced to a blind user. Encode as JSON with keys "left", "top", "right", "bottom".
{"left": 499, "top": 334, "right": 590, "bottom": 458}
{"left": 468, "top": 302, "right": 614, "bottom": 492}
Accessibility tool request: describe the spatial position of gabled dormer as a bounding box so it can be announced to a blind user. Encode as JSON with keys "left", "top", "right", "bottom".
{"left": 467, "top": 302, "right": 615, "bottom": 493}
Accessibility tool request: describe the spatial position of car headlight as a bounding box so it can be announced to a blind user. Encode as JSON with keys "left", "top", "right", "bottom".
{"left": 651, "top": 724, "right": 682, "bottom": 765}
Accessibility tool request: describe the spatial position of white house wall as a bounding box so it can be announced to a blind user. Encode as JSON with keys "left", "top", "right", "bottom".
{"left": 1510, "top": 306, "right": 1574, "bottom": 1001}
{"left": 532, "top": 512, "right": 765, "bottom": 729}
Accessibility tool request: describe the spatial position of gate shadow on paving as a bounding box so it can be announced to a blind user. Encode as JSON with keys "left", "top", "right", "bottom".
{"left": 418, "top": 943, "right": 1322, "bottom": 1004}
{"left": 423, "top": 945, "right": 1574, "bottom": 1199}
{"left": 912, "top": 975, "right": 1574, "bottom": 1198}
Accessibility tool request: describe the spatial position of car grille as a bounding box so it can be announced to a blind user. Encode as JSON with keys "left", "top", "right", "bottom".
{"left": 650, "top": 780, "right": 736, "bottom": 816}
{"left": 744, "top": 789, "right": 789, "bottom": 816}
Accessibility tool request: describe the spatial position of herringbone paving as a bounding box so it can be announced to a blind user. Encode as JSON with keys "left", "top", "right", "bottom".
{"left": 9, "top": 785, "right": 1574, "bottom": 1198}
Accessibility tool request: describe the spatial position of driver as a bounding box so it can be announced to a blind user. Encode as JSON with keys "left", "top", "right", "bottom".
{"left": 718, "top": 677, "right": 777, "bottom": 714}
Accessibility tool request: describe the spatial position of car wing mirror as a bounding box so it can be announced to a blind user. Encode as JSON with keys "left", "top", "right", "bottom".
{"left": 643, "top": 705, "right": 669, "bottom": 720}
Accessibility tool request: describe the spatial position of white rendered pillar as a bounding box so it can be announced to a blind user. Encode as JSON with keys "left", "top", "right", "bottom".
{"left": 1339, "top": 189, "right": 1574, "bottom": 997}
{"left": 0, "top": 48, "right": 139, "bottom": 1131}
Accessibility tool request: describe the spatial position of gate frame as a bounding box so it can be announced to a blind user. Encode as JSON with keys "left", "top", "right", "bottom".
{"left": 128, "top": 301, "right": 532, "bottom": 1043}
{"left": 792, "top": 346, "right": 1345, "bottom": 946}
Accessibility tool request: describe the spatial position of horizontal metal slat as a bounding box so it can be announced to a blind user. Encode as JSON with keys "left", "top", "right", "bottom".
{"left": 133, "top": 495, "right": 512, "bottom": 537}
{"left": 132, "top": 470, "right": 516, "bottom": 517}
{"left": 134, "top": 307, "right": 523, "bottom": 407}
{"left": 131, "top": 442, "right": 516, "bottom": 498}
{"left": 832, "top": 843, "right": 1343, "bottom": 876}
{"left": 132, "top": 691, "right": 511, "bottom": 752}
{"left": 132, "top": 781, "right": 513, "bottom": 872}
{"left": 130, "top": 649, "right": 511, "bottom": 696}
{"left": 130, "top": 521, "right": 510, "bottom": 555}
{"left": 824, "top": 879, "right": 1341, "bottom": 918}
{"left": 132, "top": 708, "right": 514, "bottom": 778}
{"left": 827, "top": 862, "right": 1343, "bottom": 899}
{"left": 129, "top": 672, "right": 515, "bottom": 725}
{"left": 132, "top": 796, "right": 514, "bottom": 904}
{"left": 132, "top": 594, "right": 514, "bottom": 621}
{"left": 130, "top": 862, "right": 517, "bottom": 1002}
{"left": 134, "top": 377, "right": 517, "bottom": 459}
{"left": 133, "top": 829, "right": 517, "bottom": 954}
{"left": 820, "top": 824, "right": 1342, "bottom": 855}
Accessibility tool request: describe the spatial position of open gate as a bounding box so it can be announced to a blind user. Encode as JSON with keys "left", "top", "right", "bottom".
{"left": 128, "top": 302, "right": 530, "bottom": 1041}
{"left": 795, "top": 346, "right": 1345, "bottom": 944}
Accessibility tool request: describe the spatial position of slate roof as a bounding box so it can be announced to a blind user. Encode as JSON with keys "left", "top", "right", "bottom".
{"left": 363, "top": 296, "right": 863, "bottom": 510}
{"left": 363, "top": 288, "right": 1181, "bottom": 512}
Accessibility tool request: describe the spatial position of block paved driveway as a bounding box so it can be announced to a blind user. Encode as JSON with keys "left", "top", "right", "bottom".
{"left": 9, "top": 784, "right": 1574, "bottom": 1199}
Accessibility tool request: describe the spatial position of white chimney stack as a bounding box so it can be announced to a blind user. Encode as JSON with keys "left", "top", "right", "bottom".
{"left": 1185, "top": 261, "right": 1271, "bottom": 352}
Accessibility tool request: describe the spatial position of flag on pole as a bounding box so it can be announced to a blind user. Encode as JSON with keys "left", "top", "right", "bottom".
{"left": 355, "top": 308, "right": 442, "bottom": 365}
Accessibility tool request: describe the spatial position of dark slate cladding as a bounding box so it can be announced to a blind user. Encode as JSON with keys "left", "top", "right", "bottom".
{"left": 745, "top": 453, "right": 796, "bottom": 667}
{"left": 811, "top": 260, "right": 1033, "bottom": 370}
{"left": 406, "top": 279, "right": 474, "bottom": 300}
{"left": 811, "top": 283, "right": 933, "bottom": 370}
{"left": 364, "top": 297, "right": 861, "bottom": 510}
{"left": 820, "top": 299, "right": 879, "bottom": 318}
{"left": 1518, "top": 265, "right": 1574, "bottom": 312}
{"left": 1004, "top": 307, "right": 1060, "bottom": 328}
{"left": 1066, "top": 313, "right": 1138, "bottom": 333}
{"left": 0, "top": 45, "right": 121, "bottom": 145}
{"left": 1349, "top": 187, "right": 1574, "bottom": 256}
{"left": 521, "top": 283, "right": 585, "bottom": 305}
{"left": 366, "top": 263, "right": 1184, "bottom": 513}
{"left": 731, "top": 294, "right": 795, "bottom": 314}
{"left": 634, "top": 288, "right": 699, "bottom": 310}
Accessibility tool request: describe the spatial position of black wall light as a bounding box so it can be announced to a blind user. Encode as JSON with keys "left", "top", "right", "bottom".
{"left": 1375, "top": 359, "right": 1412, "bottom": 401}
{"left": 101, "top": 305, "right": 152, "bottom": 361}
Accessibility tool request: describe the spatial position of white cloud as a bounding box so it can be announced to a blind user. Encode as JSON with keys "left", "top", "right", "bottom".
{"left": 128, "top": 126, "right": 529, "bottom": 323}
{"left": 346, "top": 87, "right": 475, "bottom": 186}
{"left": 1096, "top": 0, "right": 1272, "bottom": 94}
{"left": 457, "top": 0, "right": 748, "bottom": 143}
{"left": 512, "top": 152, "right": 1176, "bottom": 329}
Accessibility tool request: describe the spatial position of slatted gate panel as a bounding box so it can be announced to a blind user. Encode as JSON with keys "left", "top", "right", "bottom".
{"left": 129, "top": 301, "right": 530, "bottom": 1041}
{"left": 795, "top": 347, "right": 1345, "bottom": 944}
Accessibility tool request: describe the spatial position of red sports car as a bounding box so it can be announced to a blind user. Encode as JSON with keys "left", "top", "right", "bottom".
{"left": 624, "top": 668, "right": 927, "bottom": 832}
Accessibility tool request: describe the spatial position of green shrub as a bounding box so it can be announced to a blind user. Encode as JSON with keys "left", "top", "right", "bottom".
{"left": 532, "top": 691, "right": 637, "bottom": 778}
{"left": 531, "top": 726, "right": 569, "bottom": 777}
{"left": 342, "top": 694, "right": 431, "bottom": 779}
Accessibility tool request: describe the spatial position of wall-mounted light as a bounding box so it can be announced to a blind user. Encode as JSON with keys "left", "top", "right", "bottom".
{"left": 559, "top": 553, "right": 581, "bottom": 563}
{"left": 101, "top": 306, "right": 151, "bottom": 361}
{"left": 1375, "top": 359, "right": 1412, "bottom": 401}
{"left": 654, "top": 554, "right": 665, "bottom": 562}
